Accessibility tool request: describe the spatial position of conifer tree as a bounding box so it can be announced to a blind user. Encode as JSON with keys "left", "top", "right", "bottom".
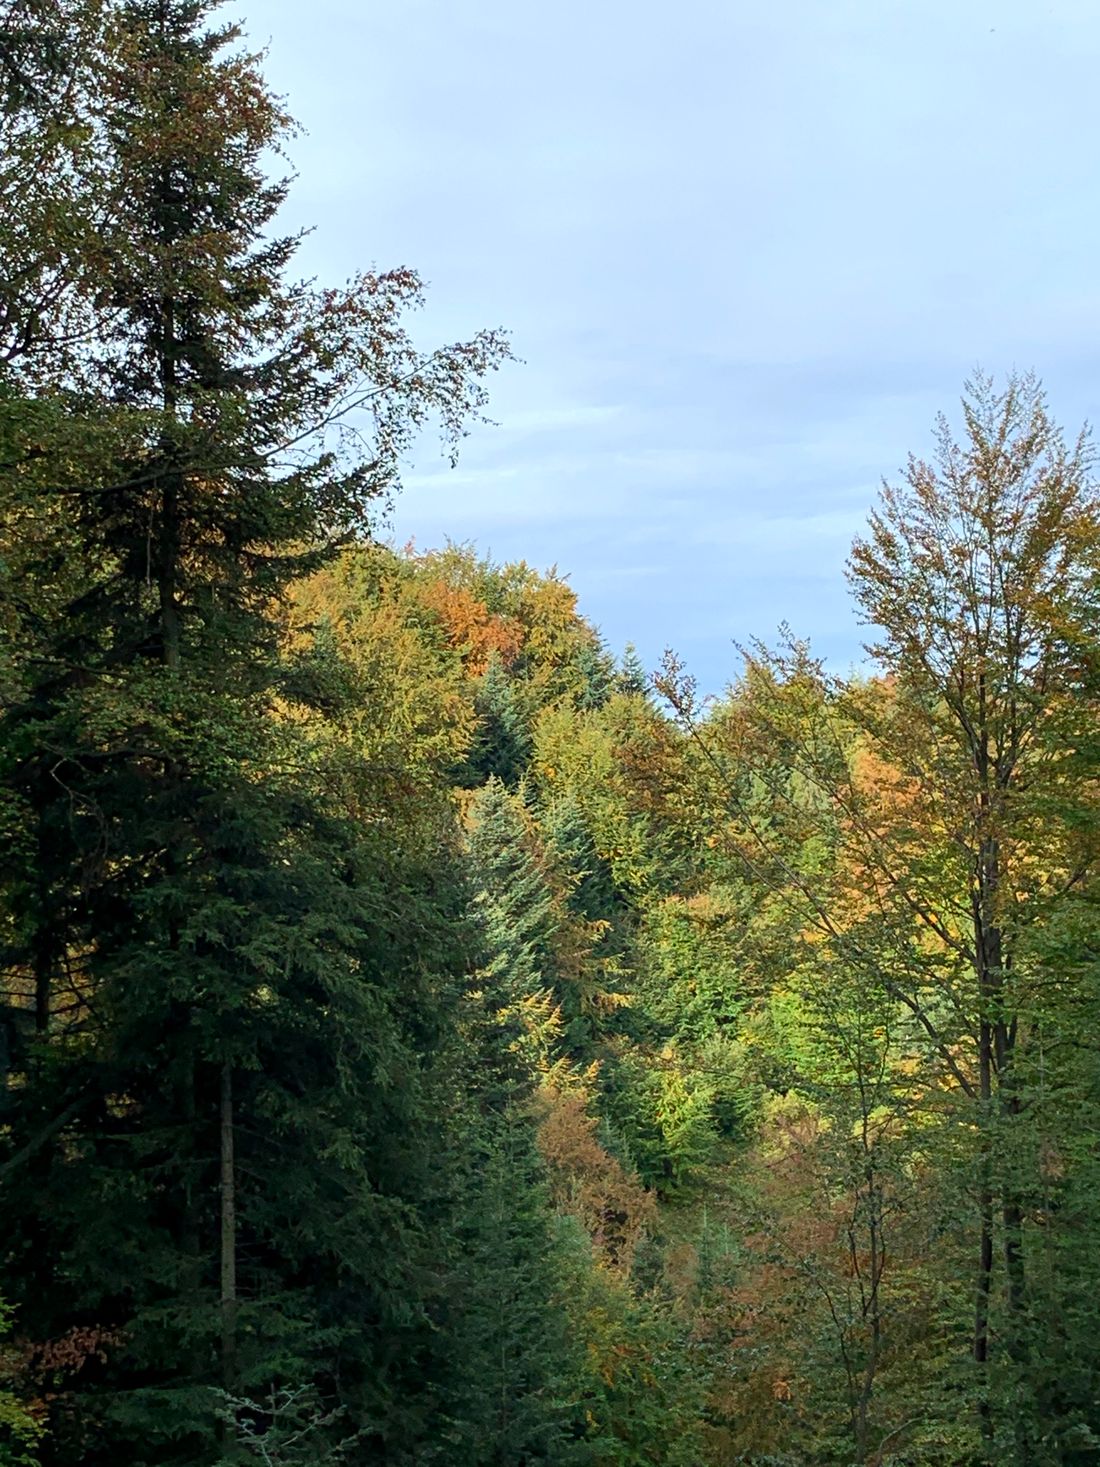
{"left": 468, "top": 778, "right": 559, "bottom": 1013}
{"left": 615, "top": 642, "right": 649, "bottom": 700}
{"left": 465, "top": 650, "right": 530, "bottom": 786}
{"left": 573, "top": 634, "right": 614, "bottom": 712}
{"left": 0, "top": 2, "right": 508, "bottom": 1462}
{"left": 540, "top": 788, "right": 619, "bottom": 927}
{"left": 436, "top": 1110, "right": 586, "bottom": 1466}
{"left": 0, "top": 0, "right": 108, "bottom": 373}
{"left": 439, "top": 779, "right": 587, "bottom": 1463}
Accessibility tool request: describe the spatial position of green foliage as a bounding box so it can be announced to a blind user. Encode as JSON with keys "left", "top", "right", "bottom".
{"left": 634, "top": 887, "right": 753, "bottom": 1043}
{"left": 433, "top": 1113, "right": 588, "bottom": 1465}
{"left": 466, "top": 652, "right": 532, "bottom": 787}
{"left": 540, "top": 789, "right": 621, "bottom": 928}
{"left": 600, "top": 1051, "right": 717, "bottom": 1196}
{"left": 469, "top": 779, "right": 560, "bottom": 1006}
{"left": 573, "top": 635, "right": 615, "bottom": 712}
{"left": 558, "top": 1221, "right": 706, "bottom": 1467}
{"left": 0, "top": 2, "right": 508, "bottom": 1463}
{"left": 615, "top": 644, "right": 649, "bottom": 700}
{"left": 0, "top": 1299, "right": 42, "bottom": 1467}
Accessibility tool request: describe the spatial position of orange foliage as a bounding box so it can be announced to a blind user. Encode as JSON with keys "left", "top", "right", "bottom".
{"left": 8, "top": 1323, "right": 125, "bottom": 1422}
{"left": 536, "top": 1088, "right": 655, "bottom": 1271}
{"left": 23, "top": 1324, "right": 122, "bottom": 1378}
{"left": 414, "top": 579, "right": 524, "bottom": 674}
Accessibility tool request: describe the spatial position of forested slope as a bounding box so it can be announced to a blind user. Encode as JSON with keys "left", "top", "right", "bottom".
{"left": 3, "top": 4, "right": 1100, "bottom": 1466}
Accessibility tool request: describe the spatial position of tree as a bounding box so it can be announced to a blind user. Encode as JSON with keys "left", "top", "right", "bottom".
{"left": 465, "top": 651, "right": 530, "bottom": 786}
{"left": 437, "top": 1111, "right": 587, "bottom": 1466}
{"left": 573, "top": 634, "right": 614, "bottom": 712}
{"left": 468, "top": 779, "right": 560, "bottom": 1015}
{"left": 615, "top": 644, "right": 648, "bottom": 700}
{"left": 431, "top": 780, "right": 591, "bottom": 1465}
{"left": 659, "top": 372, "right": 1100, "bottom": 1462}
{"left": 847, "top": 372, "right": 1100, "bottom": 1458}
{"left": 0, "top": 2, "right": 509, "bottom": 1461}
{"left": 0, "top": 0, "right": 109, "bottom": 374}
{"left": 540, "top": 788, "right": 619, "bottom": 928}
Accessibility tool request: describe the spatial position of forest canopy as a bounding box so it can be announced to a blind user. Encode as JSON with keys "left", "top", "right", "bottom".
{"left": 2, "top": 4, "right": 1100, "bottom": 1466}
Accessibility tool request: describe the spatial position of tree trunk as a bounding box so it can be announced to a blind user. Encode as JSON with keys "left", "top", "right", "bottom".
{"left": 157, "top": 282, "right": 182, "bottom": 670}
{"left": 32, "top": 798, "right": 57, "bottom": 1037}
{"left": 974, "top": 844, "right": 1028, "bottom": 1461}
{"left": 975, "top": 1014, "right": 994, "bottom": 1457}
{"left": 220, "top": 1061, "right": 237, "bottom": 1393}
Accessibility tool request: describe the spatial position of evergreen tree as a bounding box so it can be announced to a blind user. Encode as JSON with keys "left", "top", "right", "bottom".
{"left": 465, "top": 650, "right": 530, "bottom": 786}
{"left": 430, "top": 780, "right": 587, "bottom": 1464}
{"left": 435, "top": 1112, "right": 586, "bottom": 1466}
{"left": 540, "top": 788, "right": 619, "bottom": 927}
{"left": 0, "top": 0, "right": 107, "bottom": 374}
{"left": 468, "top": 778, "right": 559, "bottom": 1014}
{"left": 573, "top": 634, "right": 614, "bottom": 712}
{"left": 0, "top": 3, "right": 507, "bottom": 1462}
{"left": 469, "top": 778, "right": 620, "bottom": 1065}
{"left": 615, "top": 643, "right": 649, "bottom": 700}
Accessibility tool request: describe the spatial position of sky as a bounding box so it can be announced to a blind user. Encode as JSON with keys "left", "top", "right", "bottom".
{"left": 259, "top": 0, "right": 1100, "bottom": 693}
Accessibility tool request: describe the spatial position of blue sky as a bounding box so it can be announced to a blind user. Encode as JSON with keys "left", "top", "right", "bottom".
{"left": 260, "top": 0, "right": 1100, "bottom": 692}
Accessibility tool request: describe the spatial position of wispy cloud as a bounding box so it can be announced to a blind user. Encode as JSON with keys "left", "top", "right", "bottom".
{"left": 264, "top": 0, "right": 1100, "bottom": 691}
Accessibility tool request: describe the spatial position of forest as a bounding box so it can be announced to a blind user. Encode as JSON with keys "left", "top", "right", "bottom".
{"left": 2, "top": 2, "right": 1100, "bottom": 1465}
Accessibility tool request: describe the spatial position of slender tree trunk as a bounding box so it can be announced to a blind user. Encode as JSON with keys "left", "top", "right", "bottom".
{"left": 855, "top": 1160, "right": 884, "bottom": 1457}
{"left": 972, "top": 820, "right": 1030, "bottom": 1461}
{"left": 999, "top": 1031, "right": 1033, "bottom": 1466}
{"left": 975, "top": 1012, "right": 995, "bottom": 1457}
{"left": 178, "top": 1038, "right": 205, "bottom": 1382}
{"left": 158, "top": 467, "right": 181, "bottom": 670}
{"left": 157, "top": 285, "right": 182, "bottom": 670}
{"left": 32, "top": 801, "right": 57, "bottom": 1037}
{"left": 220, "top": 1061, "right": 237, "bottom": 1393}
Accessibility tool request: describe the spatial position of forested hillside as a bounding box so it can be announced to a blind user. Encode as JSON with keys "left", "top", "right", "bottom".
{"left": 3, "top": 4, "right": 1100, "bottom": 1466}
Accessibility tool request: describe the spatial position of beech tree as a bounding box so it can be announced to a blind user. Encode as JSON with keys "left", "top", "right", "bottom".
{"left": 660, "top": 373, "right": 1100, "bottom": 1463}
{"left": 846, "top": 372, "right": 1100, "bottom": 1457}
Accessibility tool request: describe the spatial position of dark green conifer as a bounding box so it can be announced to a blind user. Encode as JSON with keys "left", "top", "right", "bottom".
{"left": 573, "top": 634, "right": 614, "bottom": 711}
{"left": 0, "top": 3, "right": 506, "bottom": 1462}
{"left": 438, "top": 779, "right": 586, "bottom": 1463}
{"left": 541, "top": 788, "right": 619, "bottom": 927}
{"left": 468, "top": 777, "right": 558, "bottom": 1005}
{"left": 616, "top": 642, "right": 649, "bottom": 699}
{"left": 465, "top": 651, "right": 530, "bottom": 786}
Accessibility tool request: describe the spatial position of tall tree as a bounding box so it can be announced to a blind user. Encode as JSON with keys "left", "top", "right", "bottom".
{"left": 846, "top": 372, "right": 1100, "bottom": 1456}
{"left": 0, "top": 0, "right": 108, "bottom": 373}
{"left": 0, "top": 2, "right": 508, "bottom": 1462}
{"left": 615, "top": 643, "right": 648, "bottom": 700}
{"left": 659, "top": 373, "right": 1100, "bottom": 1462}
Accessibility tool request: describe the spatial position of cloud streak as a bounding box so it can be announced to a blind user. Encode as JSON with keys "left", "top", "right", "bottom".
{"left": 263, "top": 0, "right": 1100, "bottom": 690}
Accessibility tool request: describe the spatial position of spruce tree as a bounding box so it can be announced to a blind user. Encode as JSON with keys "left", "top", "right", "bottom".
{"left": 468, "top": 778, "right": 559, "bottom": 1013}
{"left": 434, "top": 1104, "right": 586, "bottom": 1466}
{"left": 468, "top": 777, "right": 620, "bottom": 1076}
{"left": 540, "top": 788, "right": 619, "bottom": 928}
{"left": 572, "top": 634, "right": 614, "bottom": 712}
{"left": 442, "top": 780, "right": 586, "bottom": 1463}
{"left": 615, "top": 643, "right": 648, "bottom": 700}
{"left": 465, "top": 650, "right": 530, "bottom": 786}
{"left": 0, "top": 3, "right": 507, "bottom": 1462}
